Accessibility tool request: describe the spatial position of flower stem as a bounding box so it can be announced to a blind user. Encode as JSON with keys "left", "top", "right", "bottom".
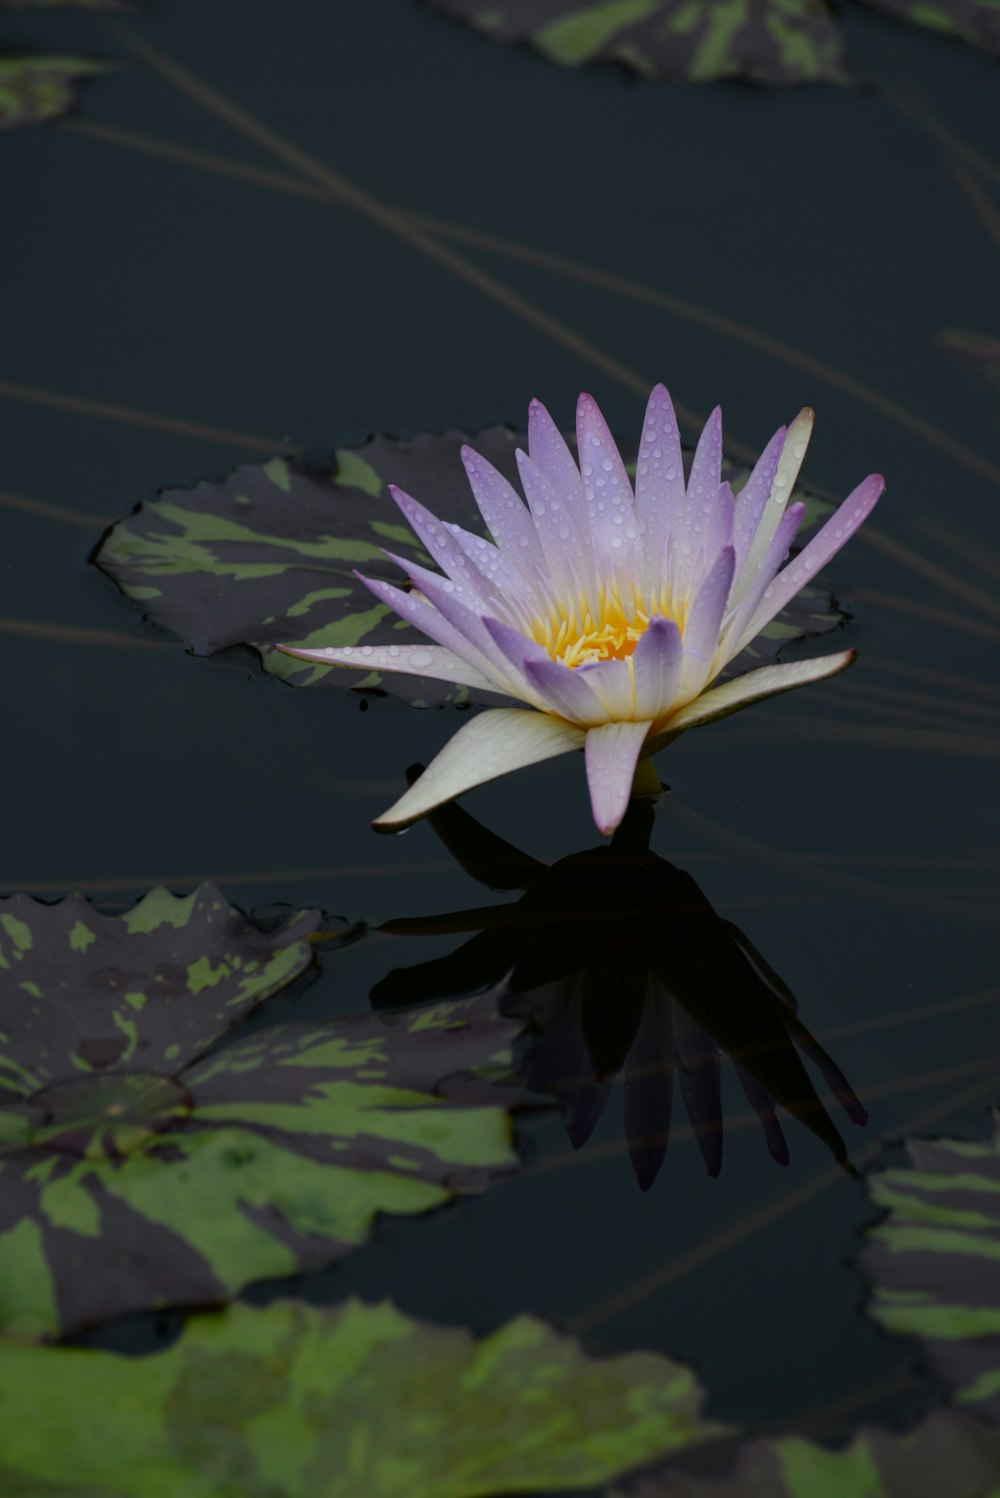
{"left": 630, "top": 756, "right": 662, "bottom": 800}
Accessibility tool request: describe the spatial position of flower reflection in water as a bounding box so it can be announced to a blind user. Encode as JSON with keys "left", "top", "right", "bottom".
{"left": 374, "top": 778, "right": 866, "bottom": 1189}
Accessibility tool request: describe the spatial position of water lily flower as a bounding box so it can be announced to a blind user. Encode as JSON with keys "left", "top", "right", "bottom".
{"left": 280, "top": 388, "right": 883, "bottom": 834}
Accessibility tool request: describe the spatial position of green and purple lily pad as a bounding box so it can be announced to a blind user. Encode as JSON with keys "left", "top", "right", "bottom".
{"left": 95, "top": 425, "right": 842, "bottom": 710}
{"left": 859, "top": 1110, "right": 1000, "bottom": 1423}
{"left": 0, "top": 50, "right": 116, "bottom": 129}
{"left": 616, "top": 1411, "right": 1000, "bottom": 1496}
{"left": 0, "top": 887, "right": 531, "bottom": 1339}
{"left": 0, "top": 1296, "right": 726, "bottom": 1496}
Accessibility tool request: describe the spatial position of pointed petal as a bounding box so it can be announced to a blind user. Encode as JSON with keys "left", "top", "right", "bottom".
{"left": 667, "top": 651, "right": 856, "bottom": 734}
{"left": 677, "top": 545, "right": 736, "bottom": 700}
{"left": 634, "top": 384, "right": 686, "bottom": 583}
{"left": 686, "top": 405, "right": 723, "bottom": 509}
{"left": 738, "top": 408, "right": 814, "bottom": 587}
{"left": 276, "top": 641, "right": 507, "bottom": 694}
{"left": 388, "top": 485, "right": 493, "bottom": 607}
{"left": 484, "top": 617, "right": 605, "bottom": 725}
{"left": 578, "top": 657, "right": 636, "bottom": 720}
{"left": 631, "top": 616, "right": 683, "bottom": 721}
{"left": 374, "top": 709, "right": 584, "bottom": 828}
{"left": 576, "top": 393, "right": 639, "bottom": 584}
{"left": 738, "top": 473, "right": 883, "bottom": 645}
{"left": 515, "top": 449, "right": 592, "bottom": 593}
{"left": 444, "top": 523, "right": 533, "bottom": 613}
{"left": 357, "top": 572, "right": 505, "bottom": 685}
{"left": 584, "top": 720, "right": 654, "bottom": 835}
{"left": 527, "top": 397, "right": 585, "bottom": 505}
{"left": 718, "top": 500, "right": 806, "bottom": 664}
{"left": 380, "top": 556, "right": 528, "bottom": 695}
{"left": 732, "top": 424, "right": 786, "bottom": 577}
{"left": 461, "top": 446, "right": 544, "bottom": 583}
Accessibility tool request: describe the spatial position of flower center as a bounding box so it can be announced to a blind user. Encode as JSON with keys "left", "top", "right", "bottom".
{"left": 531, "top": 587, "right": 656, "bottom": 669}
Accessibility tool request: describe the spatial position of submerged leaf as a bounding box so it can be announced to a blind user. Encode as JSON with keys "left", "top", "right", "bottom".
{"left": 860, "top": 1110, "right": 1000, "bottom": 1422}
{"left": 95, "top": 429, "right": 840, "bottom": 707}
{"left": 618, "top": 1411, "right": 1000, "bottom": 1496}
{"left": 0, "top": 51, "right": 116, "bottom": 130}
{"left": 0, "top": 1297, "right": 727, "bottom": 1496}
{"left": 421, "top": 0, "right": 851, "bottom": 87}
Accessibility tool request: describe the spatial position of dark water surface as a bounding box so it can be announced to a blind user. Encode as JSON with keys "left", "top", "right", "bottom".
{"left": 2, "top": 0, "right": 999, "bottom": 1471}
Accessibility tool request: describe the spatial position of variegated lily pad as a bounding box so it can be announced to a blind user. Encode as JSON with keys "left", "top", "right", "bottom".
{"left": 860, "top": 1111, "right": 1000, "bottom": 1422}
{"left": 617, "top": 1411, "right": 1000, "bottom": 1496}
{"left": 0, "top": 1297, "right": 727, "bottom": 1497}
{"left": 95, "top": 429, "right": 841, "bottom": 708}
{"left": 422, "top": 0, "right": 997, "bottom": 86}
{"left": 0, "top": 887, "right": 531, "bottom": 1339}
{"left": 421, "top": 0, "right": 851, "bottom": 86}
{"left": 0, "top": 51, "right": 116, "bottom": 129}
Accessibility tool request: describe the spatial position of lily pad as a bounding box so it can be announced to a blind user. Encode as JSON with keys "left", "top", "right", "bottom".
{"left": 0, "top": 1297, "right": 726, "bottom": 1497}
{"left": 0, "top": 888, "right": 532, "bottom": 1339}
{"left": 617, "top": 1411, "right": 1000, "bottom": 1496}
{"left": 95, "top": 430, "right": 842, "bottom": 708}
{"left": 860, "top": 0, "right": 998, "bottom": 54}
{"left": 860, "top": 1111, "right": 1000, "bottom": 1421}
{"left": 0, "top": 51, "right": 116, "bottom": 130}
{"left": 421, "top": 0, "right": 851, "bottom": 86}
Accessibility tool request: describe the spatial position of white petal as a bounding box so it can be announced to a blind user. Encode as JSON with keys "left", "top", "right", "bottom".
{"left": 584, "top": 720, "right": 654, "bottom": 835}
{"left": 736, "top": 408, "right": 814, "bottom": 592}
{"left": 275, "top": 642, "right": 508, "bottom": 694}
{"left": 666, "top": 651, "right": 856, "bottom": 734}
{"left": 374, "top": 709, "right": 584, "bottom": 828}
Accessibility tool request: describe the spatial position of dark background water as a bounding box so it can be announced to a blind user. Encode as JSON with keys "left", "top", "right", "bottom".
{"left": 2, "top": 0, "right": 999, "bottom": 1462}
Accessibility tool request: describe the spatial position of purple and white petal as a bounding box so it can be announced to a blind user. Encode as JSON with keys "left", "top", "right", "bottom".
{"left": 732, "top": 424, "right": 786, "bottom": 575}
{"left": 527, "top": 398, "right": 585, "bottom": 506}
{"left": 484, "top": 617, "right": 606, "bottom": 725}
{"left": 677, "top": 545, "right": 736, "bottom": 700}
{"left": 381, "top": 553, "right": 526, "bottom": 690}
{"left": 461, "top": 447, "right": 545, "bottom": 584}
{"left": 276, "top": 641, "right": 510, "bottom": 695}
{"left": 630, "top": 616, "right": 684, "bottom": 722}
{"left": 515, "top": 449, "right": 593, "bottom": 595}
{"left": 389, "top": 486, "right": 495, "bottom": 609}
{"left": 584, "top": 720, "right": 655, "bottom": 835}
{"left": 634, "top": 384, "right": 686, "bottom": 587}
{"left": 736, "top": 473, "right": 883, "bottom": 648}
{"left": 668, "top": 406, "right": 722, "bottom": 602}
{"left": 444, "top": 523, "right": 535, "bottom": 620}
{"left": 374, "top": 709, "right": 585, "bottom": 828}
{"left": 737, "top": 408, "right": 814, "bottom": 591}
{"left": 576, "top": 393, "right": 639, "bottom": 584}
{"left": 667, "top": 651, "right": 856, "bottom": 734}
{"left": 716, "top": 500, "right": 806, "bottom": 666}
{"left": 578, "top": 657, "right": 637, "bottom": 721}
{"left": 356, "top": 572, "right": 505, "bottom": 686}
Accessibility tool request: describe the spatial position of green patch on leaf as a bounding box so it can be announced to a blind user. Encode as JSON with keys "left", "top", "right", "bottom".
{"left": 0, "top": 1297, "right": 726, "bottom": 1495}
{"left": 0, "top": 891, "right": 535, "bottom": 1336}
{"left": 860, "top": 1110, "right": 1000, "bottom": 1423}
{"left": 0, "top": 52, "right": 117, "bottom": 132}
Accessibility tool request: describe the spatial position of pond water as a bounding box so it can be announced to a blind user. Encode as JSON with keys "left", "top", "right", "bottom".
{"left": 1, "top": 0, "right": 999, "bottom": 1489}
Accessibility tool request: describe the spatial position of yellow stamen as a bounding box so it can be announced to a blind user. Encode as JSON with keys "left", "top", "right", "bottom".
{"left": 528, "top": 583, "right": 677, "bottom": 669}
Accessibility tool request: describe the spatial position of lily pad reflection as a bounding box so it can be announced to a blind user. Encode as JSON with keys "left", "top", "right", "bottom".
{"left": 375, "top": 787, "right": 866, "bottom": 1188}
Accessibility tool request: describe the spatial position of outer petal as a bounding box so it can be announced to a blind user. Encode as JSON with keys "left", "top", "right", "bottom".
{"left": 374, "top": 709, "right": 584, "bottom": 828}
{"left": 584, "top": 720, "right": 654, "bottom": 836}
{"left": 735, "top": 473, "right": 884, "bottom": 650}
{"left": 275, "top": 641, "right": 509, "bottom": 695}
{"left": 716, "top": 500, "right": 805, "bottom": 666}
{"left": 669, "top": 406, "right": 722, "bottom": 602}
{"left": 444, "top": 523, "right": 533, "bottom": 614}
{"left": 666, "top": 651, "right": 856, "bottom": 735}
{"left": 630, "top": 615, "right": 684, "bottom": 722}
